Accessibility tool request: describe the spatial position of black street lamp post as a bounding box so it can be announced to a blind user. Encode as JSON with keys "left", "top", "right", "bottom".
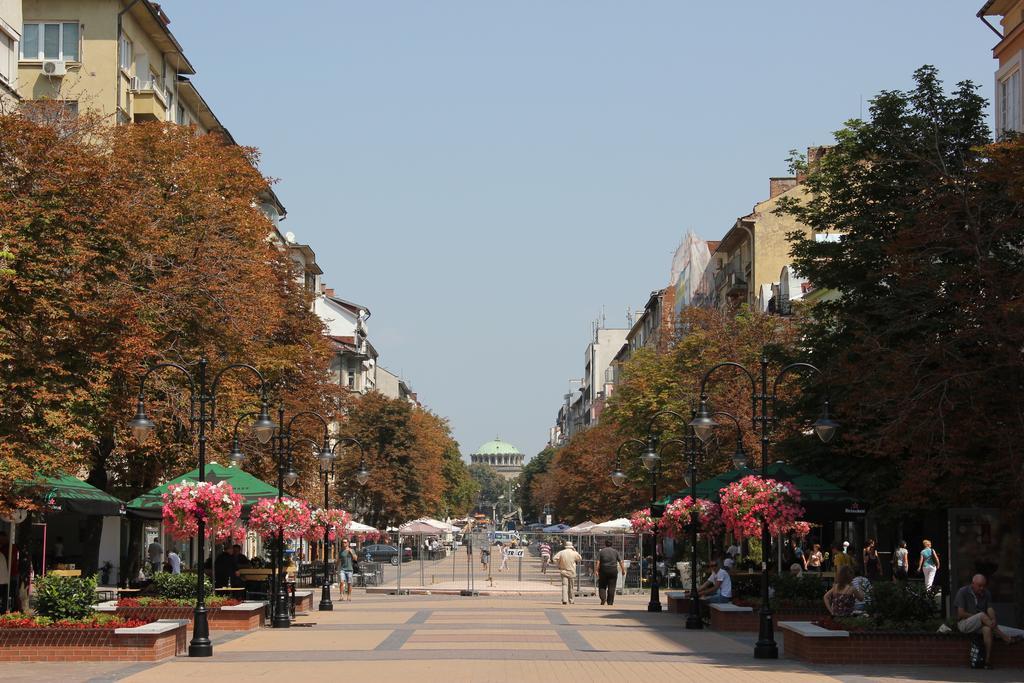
{"left": 266, "top": 405, "right": 333, "bottom": 629}
{"left": 689, "top": 352, "right": 837, "bottom": 659}
{"left": 127, "top": 358, "right": 275, "bottom": 658}
{"left": 609, "top": 429, "right": 667, "bottom": 613}
{"left": 319, "top": 437, "right": 369, "bottom": 611}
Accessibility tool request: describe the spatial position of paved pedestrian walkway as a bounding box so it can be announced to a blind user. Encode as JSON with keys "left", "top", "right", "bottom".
{"left": 4, "top": 591, "right": 1020, "bottom": 682}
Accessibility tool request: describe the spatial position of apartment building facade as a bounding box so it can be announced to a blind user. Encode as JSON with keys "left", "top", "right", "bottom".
{"left": 17, "top": 0, "right": 214, "bottom": 127}
{"left": 0, "top": 0, "right": 20, "bottom": 106}
{"left": 979, "top": 0, "right": 1024, "bottom": 136}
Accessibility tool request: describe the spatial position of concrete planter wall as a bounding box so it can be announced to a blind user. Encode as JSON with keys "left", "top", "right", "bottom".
{"left": 780, "top": 621, "right": 1024, "bottom": 668}
{"left": 0, "top": 619, "right": 187, "bottom": 662}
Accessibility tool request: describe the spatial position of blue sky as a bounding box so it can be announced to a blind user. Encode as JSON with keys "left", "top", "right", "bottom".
{"left": 165, "top": 1, "right": 995, "bottom": 459}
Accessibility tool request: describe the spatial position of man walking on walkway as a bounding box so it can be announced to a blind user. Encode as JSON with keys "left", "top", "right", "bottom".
{"left": 596, "top": 539, "right": 625, "bottom": 606}
{"left": 552, "top": 541, "right": 582, "bottom": 605}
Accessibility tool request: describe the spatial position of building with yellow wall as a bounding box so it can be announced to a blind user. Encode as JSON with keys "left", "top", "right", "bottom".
{"left": 17, "top": 0, "right": 222, "bottom": 131}
{"left": 979, "top": 0, "right": 1024, "bottom": 136}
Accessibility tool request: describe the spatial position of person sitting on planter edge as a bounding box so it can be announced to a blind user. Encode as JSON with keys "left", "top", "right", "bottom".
{"left": 955, "top": 574, "right": 1014, "bottom": 669}
{"left": 697, "top": 558, "right": 732, "bottom": 604}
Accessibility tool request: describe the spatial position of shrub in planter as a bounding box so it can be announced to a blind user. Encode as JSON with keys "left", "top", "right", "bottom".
{"left": 862, "top": 580, "right": 941, "bottom": 627}
{"left": 35, "top": 574, "right": 97, "bottom": 620}
{"left": 773, "top": 573, "right": 828, "bottom": 608}
{"left": 117, "top": 596, "right": 239, "bottom": 608}
{"left": 152, "top": 571, "right": 212, "bottom": 600}
{"left": 0, "top": 613, "right": 148, "bottom": 629}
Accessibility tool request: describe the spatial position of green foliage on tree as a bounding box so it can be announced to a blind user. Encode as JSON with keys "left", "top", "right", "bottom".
{"left": 517, "top": 447, "right": 554, "bottom": 522}
{"left": 439, "top": 446, "right": 479, "bottom": 517}
{"left": 777, "top": 66, "right": 1022, "bottom": 515}
{"left": 468, "top": 463, "right": 505, "bottom": 511}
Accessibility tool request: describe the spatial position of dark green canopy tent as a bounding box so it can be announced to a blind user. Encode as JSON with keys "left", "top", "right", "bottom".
{"left": 659, "top": 462, "right": 866, "bottom": 521}
{"left": 125, "top": 462, "right": 283, "bottom": 520}
{"left": 17, "top": 473, "right": 126, "bottom": 517}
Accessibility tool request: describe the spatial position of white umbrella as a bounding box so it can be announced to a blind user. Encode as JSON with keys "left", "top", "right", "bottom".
{"left": 347, "top": 521, "right": 377, "bottom": 533}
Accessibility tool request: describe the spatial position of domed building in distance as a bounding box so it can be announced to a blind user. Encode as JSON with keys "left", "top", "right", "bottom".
{"left": 470, "top": 438, "right": 525, "bottom": 480}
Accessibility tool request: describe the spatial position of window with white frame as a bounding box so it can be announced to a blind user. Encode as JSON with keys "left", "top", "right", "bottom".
{"left": 119, "top": 34, "right": 132, "bottom": 72}
{"left": 999, "top": 68, "right": 1021, "bottom": 136}
{"left": 21, "top": 22, "right": 79, "bottom": 62}
{"left": 0, "top": 27, "right": 15, "bottom": 85}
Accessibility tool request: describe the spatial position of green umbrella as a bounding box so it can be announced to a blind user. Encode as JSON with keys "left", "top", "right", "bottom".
{"left": 125, "top": 462, "right": 284, "bottom": 520}
{"left": 659, "top": 462, "right": 866, "bottom": 520}
{"left": 17, "top": 473, "right": 126, "bottom": 517}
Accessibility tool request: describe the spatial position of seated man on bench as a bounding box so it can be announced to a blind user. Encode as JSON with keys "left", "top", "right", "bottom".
{"left": 697, "top": 558, "right": 732, "bottom": 605}
{"left": 955, "top": 574, "right": 1013, "bottom": 669}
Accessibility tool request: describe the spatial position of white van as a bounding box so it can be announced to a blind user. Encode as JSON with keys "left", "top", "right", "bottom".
{"left": 488, "top": 530, "right": 520, "bottom": 544}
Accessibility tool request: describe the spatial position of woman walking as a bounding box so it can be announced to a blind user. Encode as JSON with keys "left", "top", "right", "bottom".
{"left": 917, "top": 539, "right": 940, "bottom": 591}
{"left": 807, "top": 544, "right": 823, "bottom": 572}
{"left": 892, "top": 540, "right": 909, "bottom": 581}
{"left": 863, "top": 539, "right": 881, "bottom": 580}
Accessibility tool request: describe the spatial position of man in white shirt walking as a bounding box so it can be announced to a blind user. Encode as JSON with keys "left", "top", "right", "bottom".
{"left": 552, "top": 542, "right": 582, "bottom": 605}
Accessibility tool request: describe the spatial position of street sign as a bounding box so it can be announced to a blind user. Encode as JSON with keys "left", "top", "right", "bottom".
{"left": 505, "top": 549, "right": 524, "bottom": 557}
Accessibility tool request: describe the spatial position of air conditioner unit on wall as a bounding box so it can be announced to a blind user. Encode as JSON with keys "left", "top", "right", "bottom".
{"left": 41, "top": 60, "right": 66, "bottom": 77}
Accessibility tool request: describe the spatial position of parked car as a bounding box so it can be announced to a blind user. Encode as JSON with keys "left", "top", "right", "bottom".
{"left": 361, "top": 544, "right": 413, "bottom": 565}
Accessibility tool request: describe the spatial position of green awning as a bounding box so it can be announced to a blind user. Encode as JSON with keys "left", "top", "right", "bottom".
{"left": 659, "top": 462, "right": 866, "bottom": 520}
{"left": 125, "top": 462, "right": 283, "bottom": 520}
{"left": 17, "top": 474, "right": 126, "bottom": 517}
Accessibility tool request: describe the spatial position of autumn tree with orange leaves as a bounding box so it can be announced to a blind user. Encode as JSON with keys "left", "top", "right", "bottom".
{"left": 0, "top": 112, "right": 338, "bottom": 520}
{"left": 334, "top": 392, "right": 462, "bottom": 528}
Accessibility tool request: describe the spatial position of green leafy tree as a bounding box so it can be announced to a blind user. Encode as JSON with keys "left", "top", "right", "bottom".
{"left": 517, "top": 447, "right": 554, "bottom": 522}
{"left": 439, "top": 446, "right": 478, "bottom": 517}
{"left": 778, "top": 66, "right": 1024, "bottom": 625}
{"left": 468, "top": 463, "right": 506, "bottom": 514}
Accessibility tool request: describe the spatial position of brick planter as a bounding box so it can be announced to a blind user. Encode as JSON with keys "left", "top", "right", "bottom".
{"left": 711, "top": 602, "right": 829, "bottom": 631}
{"left": 780, "top": 621, "right": 1024, "bottom": 668}
{"left": 0, "top": 619, "right": 187, "bottom": 662}
{"left": 101, "top": 601, "right": 264, "bottom": 631}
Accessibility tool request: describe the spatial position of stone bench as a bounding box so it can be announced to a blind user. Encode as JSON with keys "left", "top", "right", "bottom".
{"left": 665, "top": 591, "right": 694, "bottom": 614}
{"left": 294, "top": 589, "right": 314, "bottom": 613}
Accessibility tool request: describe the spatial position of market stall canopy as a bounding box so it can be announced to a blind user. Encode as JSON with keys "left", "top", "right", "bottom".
{"left": 659, "top": 462, "right": 866, "bottom": 520}
{"left": 347, "top": 521, "right": 378, "bottom": 533}
{"left": 564, "top": 521, "right": 596, "bottom": 534}
{"left": 415, "top": 517, "right": 459, "bottom": 532}
{"left": 125, "top": 462, "right": 283, "bottom": 520}
{"left": 590, "top": 518, "right": 632, "bottom": 534}
{"left": 17, "top": 473, "right": 125, "bottom": 517}
{"left": 542, "top": 523, "right": 571, "bottom": 533}
{"left": 398, "top": 520, "right": 445, "bottom": 534}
